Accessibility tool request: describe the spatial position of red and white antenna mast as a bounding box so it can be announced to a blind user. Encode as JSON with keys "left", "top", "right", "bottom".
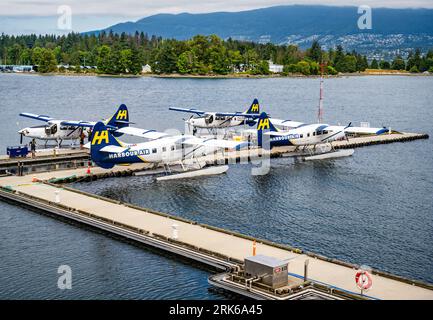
{"left": 317, "top": 63, "right": 326, "bottom": 123}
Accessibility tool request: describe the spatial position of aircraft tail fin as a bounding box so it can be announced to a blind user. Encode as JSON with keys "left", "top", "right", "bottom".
{"left": 105, "top": 104, "right": 130, "bottom": 129}
{"left": 90, "top": 121, "right": 122, "bottom": 169}
{"left": 257, "top": 112, "right": 278, "bottom": 147}
{"left": 244, "top": 99, "right": 260, "bottom": 115}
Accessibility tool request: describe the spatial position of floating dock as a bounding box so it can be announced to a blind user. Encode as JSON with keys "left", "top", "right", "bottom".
{"left": 0, "top": 131, "right": 432, "bottom": 300}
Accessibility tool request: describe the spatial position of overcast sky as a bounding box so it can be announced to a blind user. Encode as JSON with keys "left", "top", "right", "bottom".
{"left": 1, "top": 0, "right": 432, "bottom": 34}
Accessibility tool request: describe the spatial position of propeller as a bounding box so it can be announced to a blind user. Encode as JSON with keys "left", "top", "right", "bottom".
{"left": 20, "top": 133, "right": 23, "bottom": 144}
{"left": 344, "top": 122, "right": 352, "bottom": 142}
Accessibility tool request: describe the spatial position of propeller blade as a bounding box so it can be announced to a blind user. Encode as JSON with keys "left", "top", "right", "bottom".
{"left": 20, "top": 133, "right": 23, "bottom": 144}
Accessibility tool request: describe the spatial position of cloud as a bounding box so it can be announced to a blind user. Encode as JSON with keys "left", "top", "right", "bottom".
{"left": 1, "top": 0, "right": 433, "bottom": 17}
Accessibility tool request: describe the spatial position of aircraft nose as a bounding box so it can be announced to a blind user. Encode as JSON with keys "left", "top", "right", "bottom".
{"left": 18, "top": 128, "right": 29, "bottom": 135}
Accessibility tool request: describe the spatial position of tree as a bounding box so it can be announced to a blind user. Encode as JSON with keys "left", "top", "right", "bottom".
{"left": 335, "top": 55, "right": 357, "bottom": 73}
{"left": 97, "top": 45, "right": 112, "bottom": 73}
{"left": 228, "top": 50, "right": 243, "bottom": 72}
{"left": 118, "top": 49, "right": 133, "bottom": 73}
{"left": 31, "top": 47, "right": 43, "bottom": 65}
{"left": 409, "top": 65, "right": 419, "bottom": 73}
{"left": 306, "top": 40, "right": 322, "bottom": 63}
{"left": 391, "top": 56, "right": 405, "bottom": 70}
{"left": 379, "top": 60, "right": 391, "bottom": 70}
{"left": 177, "top": 51, "right": 196, "bottom": 74}
{"left": 151, "top": 41, "right": 178, "bottom": 74}
{"left": 370, "top": 59, "right": 379, "bottom": 69}
{"left": 251, "top": 60, "right": 270, "bottom": 75}
{"left": 38, "top": 49, "right": 57, "bottom": 73}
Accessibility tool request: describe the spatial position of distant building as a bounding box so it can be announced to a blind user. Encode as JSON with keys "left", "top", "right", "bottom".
{"left": 0, "top": 65, "right": 34, "bottom": 72}
{"left": 142, "top": 64, "right": 152, "bottom": 73}
{"left": 268, "top": 60, "right": 283, "bottom": 73}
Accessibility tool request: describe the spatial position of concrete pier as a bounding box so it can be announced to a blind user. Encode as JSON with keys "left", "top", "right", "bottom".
{"left": 1, "top": 167, "right": 433, "bottom": 300}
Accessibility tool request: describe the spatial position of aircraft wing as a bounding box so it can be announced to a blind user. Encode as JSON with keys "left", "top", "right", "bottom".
{"left": 181, "top": 136, "right": 249, "bottom": 150}
{"left": 115, "top": 126, "right": 169, "bottom": 140}
{"left": 270, "top": 118, "right": 305, "bottom": 128}
{"left": 344, "top": 126, "right": 390, "bottom": 135}
{"left": 169, "top": 107, "right": 206, "bottom": 116}
{"left": 214, "top": 112, "right": 259, "bottom": 118}
{"left": 19, "top": 113, "right": 54, "bottom": 122}
{"left": 60, "top": 120, "right": 96, "bottom": 128}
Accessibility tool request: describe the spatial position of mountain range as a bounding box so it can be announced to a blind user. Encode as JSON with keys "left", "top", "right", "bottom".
{"left": 87, "top": 5, "right": 433, "bottom": 59}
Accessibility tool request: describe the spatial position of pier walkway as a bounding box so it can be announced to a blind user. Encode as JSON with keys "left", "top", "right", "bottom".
{"left": 1, "top": 165, "right": 433, "bottom": 300}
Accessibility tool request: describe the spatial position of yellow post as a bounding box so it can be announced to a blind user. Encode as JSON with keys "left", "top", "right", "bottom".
{"left": 253, "top": 240, "right": 256, "bottom": 256}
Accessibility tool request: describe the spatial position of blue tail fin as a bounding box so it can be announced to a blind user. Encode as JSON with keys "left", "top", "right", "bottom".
{"left": 106, "top": 104, "right": 129, "bottom": 129}
{"left": 90, "top": 121, "right": 122, "bottom": 169}
{"left": 257, "top": 112, "right": 277, "bottom": 148}
{"left": 244, "top": 99, "right": 260, "bottom": 114}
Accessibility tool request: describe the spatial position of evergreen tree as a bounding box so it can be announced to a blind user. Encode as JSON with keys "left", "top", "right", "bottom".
{"left": 38, "top": 48, "right": 57, "bottom": 73}
{"left": 306, "top": 40, "right": 322, "bottom": 63}
{"left": 391, "top": 56, "right": 405, "bottom": 70}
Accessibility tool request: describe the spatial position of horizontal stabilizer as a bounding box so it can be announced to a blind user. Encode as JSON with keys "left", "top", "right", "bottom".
{"left": 270, "top": 118, "right": 305, "bottom": 128}
{"left": 115, "top": 126, "right": 169, "bottom": 140}
{"left": 99, "top": 145, "right": 129, "bottom": 153}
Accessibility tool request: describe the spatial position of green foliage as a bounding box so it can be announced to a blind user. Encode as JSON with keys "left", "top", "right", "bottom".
{"left": 409, "top": 65, "right": 420, "bottom": 73}
{"left": 327, "top": 65, "right": 338, "bottom": 75}
{"left": 3, "top": 32, "right": 427, "bottom": 76}
{"left": 306, "top": 40, "right": 322, "bottom": 63}
{"left": 370, "top": 59, "right": 379, "bottom": 69}
{"left": 38, "top": 48, "right": 57, "bottom": 73}
{"left": 379, "top": 60, "right": 391, "bottom": 69}
{"left": 391, "top": 56, "right": 406, "bottom": 70}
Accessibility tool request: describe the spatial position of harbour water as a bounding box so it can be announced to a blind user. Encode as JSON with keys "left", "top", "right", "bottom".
{"left": 0, "top": 73, "right": 432, "bottom": 299}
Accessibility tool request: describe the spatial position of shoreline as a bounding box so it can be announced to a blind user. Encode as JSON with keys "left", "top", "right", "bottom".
{"left": 1, "top": 71, "right": 431, "bottom": 79}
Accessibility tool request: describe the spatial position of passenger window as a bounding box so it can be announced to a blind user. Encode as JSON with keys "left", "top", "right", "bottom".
{"left": 300, "top": 134, "right": 303, "bottom": 138}
{"left": 171, "top": 145, "right": 175, "bottom": 151}
{"left": 152, "top": 148, "right": 157, "bottom": 153}
{"left": 307, "top": 133, "right": 310, "bottom": 137}
{"left": 323, "top": 130, "right": 328, "bottom": 134}
{"left": 162, "top": 147, "right": 166, "bottom": 152}
{"left": 313, "top": 132, "right": 316, "bottom": 136}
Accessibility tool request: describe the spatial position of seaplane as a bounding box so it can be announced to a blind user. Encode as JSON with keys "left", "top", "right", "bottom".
{"left": 89, "top": 121, "right": 250, "bottom": 181}
{"left": 256, "top": 112, "right": 391, "bottom": 160}
{"left": 18, "top": 104, "right": 131, "bottom": 147}
{"left": 169, "top": 99, "right": 261, "bottom": 134}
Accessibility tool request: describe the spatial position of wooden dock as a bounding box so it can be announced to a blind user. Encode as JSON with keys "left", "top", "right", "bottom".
{"left": 0, "top": 131, "right": 432, "bottom": 300}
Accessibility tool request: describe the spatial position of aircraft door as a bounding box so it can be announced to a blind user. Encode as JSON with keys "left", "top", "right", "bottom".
{"left": 45, "top": 124, "right": 57, "bottom": 136}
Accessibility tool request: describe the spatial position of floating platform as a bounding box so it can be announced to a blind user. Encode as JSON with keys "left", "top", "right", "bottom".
{"left": 1, "top": 164, "right": 433, "bottom": 300}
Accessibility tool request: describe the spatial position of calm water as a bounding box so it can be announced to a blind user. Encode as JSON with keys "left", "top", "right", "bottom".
{"left": 0, "top": 73, "right": 432, "bottom": 299}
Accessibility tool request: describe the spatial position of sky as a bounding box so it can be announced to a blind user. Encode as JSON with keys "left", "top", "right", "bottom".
{"left": 1, "top": 0, "right": 433, "bottom": 35}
